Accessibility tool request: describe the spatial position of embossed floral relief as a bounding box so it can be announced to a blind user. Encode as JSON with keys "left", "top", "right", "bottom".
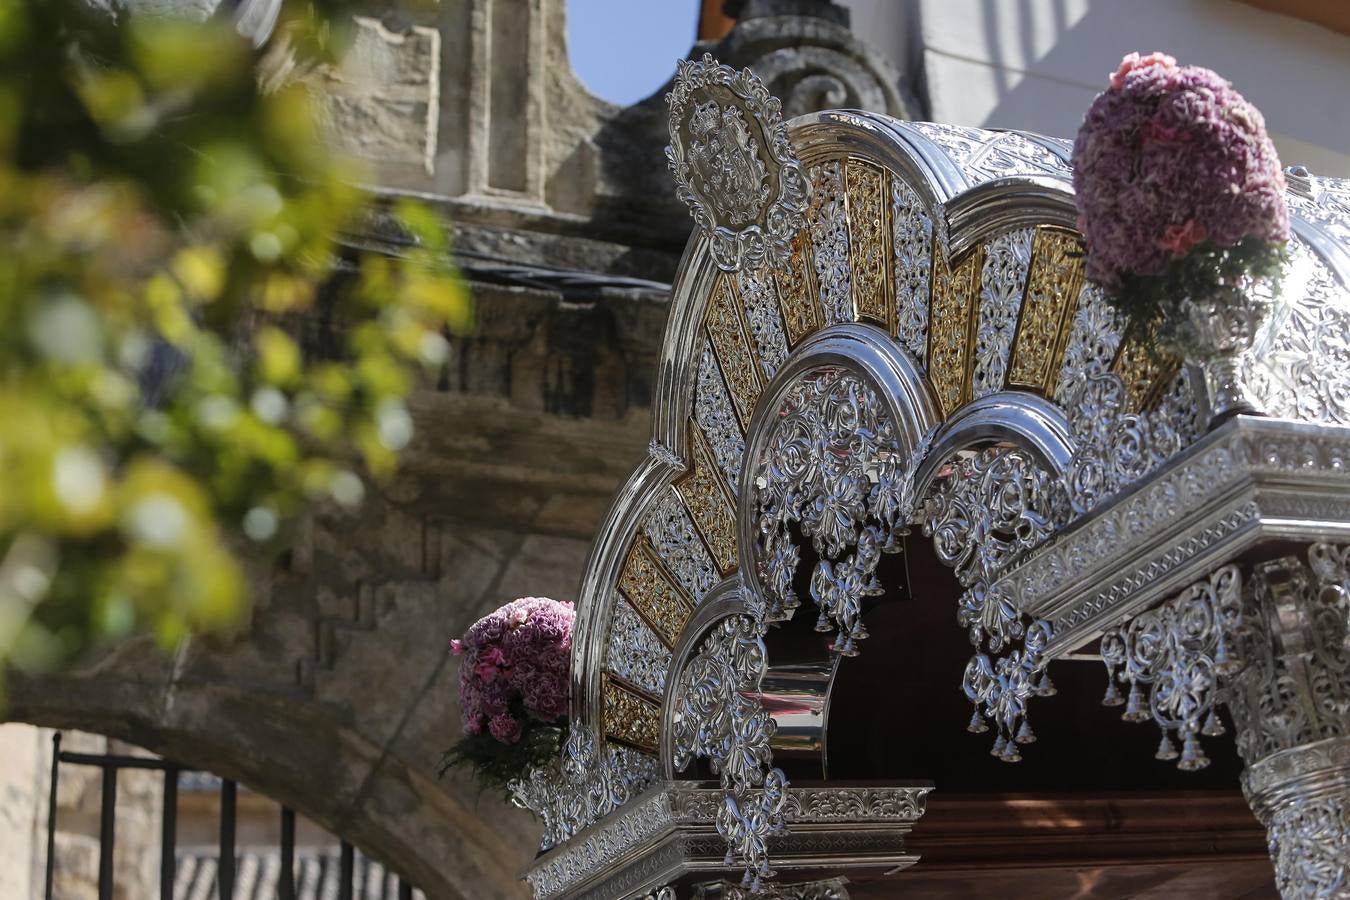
{"left": 750, "top": 367, "right": 925, "bottom": 656}
{"left": 671, "top": 614, "right": 788, "bottom": 890}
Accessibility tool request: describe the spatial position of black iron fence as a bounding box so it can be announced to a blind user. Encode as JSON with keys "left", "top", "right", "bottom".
{"left": 43, "top": 731, "right": 422, "bottom": 900}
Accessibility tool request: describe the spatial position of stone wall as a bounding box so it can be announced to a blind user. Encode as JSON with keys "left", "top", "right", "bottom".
{"left": 0, "top": 725, "right": 166, "bottom": 900}
{"left": 0, "top": 724, "right": 44, "bottom": 899}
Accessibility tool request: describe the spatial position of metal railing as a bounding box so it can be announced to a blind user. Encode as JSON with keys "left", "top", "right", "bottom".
{"left": 43, "top": 731, "right": 420, "bottom": 900}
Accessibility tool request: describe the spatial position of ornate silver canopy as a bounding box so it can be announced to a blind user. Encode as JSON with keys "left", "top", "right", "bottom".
{"left": 523, "top": 58, "right": 1350, "bottom": 900}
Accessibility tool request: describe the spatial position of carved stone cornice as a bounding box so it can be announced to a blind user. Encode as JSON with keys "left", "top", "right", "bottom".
{"left": 1003, "top": 416, "right": 1350, "bottom": 655}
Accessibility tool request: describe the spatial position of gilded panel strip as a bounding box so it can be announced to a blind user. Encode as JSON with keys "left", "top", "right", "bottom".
{"left": 773, "top": 230, "right": 821, "bottom": 347}
{"left": 1112, "top": 334, "right": 1181, "bottom": 412}
{"left": 706, "top": 276, "right": 764, "bottom": 432}
{"left": 617, "top": 536, "right": 695, "bottom": 649}
{"left": 926, "top": 246, "right": 985, "bottom": 417}
{"left": 845, "top": 158, "right": 893, "bottom": 327}
{"left": 601, "top": 673, "right": 660, "bottom": 754}
{"left": 1008, "top": 227, "right": 1087, "bottom": 394}
{"left": 677, "top": 421, "right": 739, "bottom": 575}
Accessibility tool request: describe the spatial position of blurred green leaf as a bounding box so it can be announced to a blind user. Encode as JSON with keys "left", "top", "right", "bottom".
{"left": 0, "top": 0, "right": 470, "bottom": 683}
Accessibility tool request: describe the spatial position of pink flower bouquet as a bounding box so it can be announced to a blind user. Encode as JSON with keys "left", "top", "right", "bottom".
{"left": 439, "top": 597, "right": 573, "bottom": 789}
{"left": 1071, "top": 52, "right": 1289, "bottom": 341}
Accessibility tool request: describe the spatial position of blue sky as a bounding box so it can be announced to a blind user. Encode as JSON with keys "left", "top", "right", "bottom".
{"left": 566, "top": 1, "right": 700, "bottom": 106}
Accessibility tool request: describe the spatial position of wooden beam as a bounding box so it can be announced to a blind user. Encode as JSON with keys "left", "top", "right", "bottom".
{"left": 1239, "top": 0, "right": 1350, "bottom": 37}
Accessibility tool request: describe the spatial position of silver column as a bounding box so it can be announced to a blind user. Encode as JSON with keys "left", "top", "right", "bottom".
{"left": 1226, "top": 548, "right": 1350, "bottom": 899}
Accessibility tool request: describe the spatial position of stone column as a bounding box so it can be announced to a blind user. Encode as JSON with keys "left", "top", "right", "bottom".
{"left": 1225, "top": 546, "right": 1350, "bottom": 899}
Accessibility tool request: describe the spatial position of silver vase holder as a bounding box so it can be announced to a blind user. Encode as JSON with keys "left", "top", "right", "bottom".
{"left": 1159, "top": 287, "right": 1271, "bottom": 429}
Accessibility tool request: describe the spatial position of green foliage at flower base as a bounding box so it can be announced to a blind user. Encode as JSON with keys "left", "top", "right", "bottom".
{"left": 438, "top": 715, "right": 565, "bottom": 795}
{"left": 0, "top": 0, "right": 467, "bottom": 681}
{"left": 1104, "top": 237, "right": 1287, "bottom": 349}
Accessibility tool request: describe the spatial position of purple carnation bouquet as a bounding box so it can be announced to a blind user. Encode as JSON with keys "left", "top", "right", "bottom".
{"left": 1072, "top": 52, "right": 1289, "bottom": 344}
{"left": 439, "top": 596, "right": 573, "bottom": 790}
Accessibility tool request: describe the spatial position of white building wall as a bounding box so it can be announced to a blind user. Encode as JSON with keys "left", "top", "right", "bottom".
{"left": 840, "top": 0, "right": 1350, "bottom": 178}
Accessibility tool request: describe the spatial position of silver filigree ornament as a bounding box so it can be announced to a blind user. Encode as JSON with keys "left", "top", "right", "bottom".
{"left": 891, "top": 174, "right": 934, "bottom": 366}
{"left": 667, "top": 54, "right": 809, "bottom": 273}
{"left": 1058, "top": 368, "right": 1193, "bottom": 519}
{"left": 671, "top": 614, "right": 789, "bottom": 891}
{"left": 903, "top": 122, "right": 1072, "bottom": 186}
{"left": 636, "top": 888, "right": 677, "bottom": 900}
{"left": 1227, "top": 547, "right": 1350, "bottom": 900}
{"left": 1245, "top": 237, "right": 1350, "bottom": 427}
{"left": 1099, "top": 565, "right": 1244, "bottom": 771}
{"left": 1093, "top": 546, "right": 1350, "bottom": 898}
{"left": 1262, "top": 796, "right": 1350, "bottom": 900}
{"left": 693, "top": 877, "right": 851, "bottom": 900}
{"left": 972, "top": 229, "right": 1034, "bottom": 398}
{"left": 922, "top": 446, "right": 1061, "bottom": 759}
{"left": 509, "top": 722, "right": 660, "bottom": 852}
{"left": 1227, "top": 545, "right": 1350, "bottom": 767}
{"left": 751, "top": 368, "right": 930, "bottom": 656}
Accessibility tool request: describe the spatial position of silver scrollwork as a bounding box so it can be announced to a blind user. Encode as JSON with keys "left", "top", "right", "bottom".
{"left": 667, "top": 54, "right": 809, "bottom": 273}
{"left": 1094, "top": 546, "right": 1350, "bottom": 897}
{"left": 972, "top": 229, "right": 1034, "bottom": 398}
{"left": 693, "top": 877, "right": 851, "bottom": 900}
{"left": 751, "top": 367, "right": 924, "bottom": 655}
{"left": 1247, "top": 238, "right": 1350, "bottom": 427}
{"left": 891, "top": 174, "right": 934, "bottom": 367}
{"left": 1059, "top": 369, "right": 1192, "bottom": 519}
{"left": 1228, "top": 548, "right": 1350, "bottom": 769}
{"left": 1099, "top": 565, "right": 1243, "bottom": 771}
{"left": 1264, "top": 794, "right": 1349, "bottom": 900}
{"left": 923, "top": 446, "right": 1061, "bottom": 757}
{"left": 924, "top": 446, "right": 1060, "bottom": 652}
{"left": 807, "top": 160, "right": 853, "bottom": 325}
{"left": 962, "top": 618, "right": 1054, "bottom": 762}
{"left": 634, "top": 887, "right": 677, "bottom": 900}
{"left": 644, "top": 488, "right": 720, "bottom": 603}
{"left": 671, "top": 614, "right": 788, "bottom": 890}
{"left": 510, "top": 722, "right": 660, "bottom": 852}
{"left": 1227, "top": 546, "right": 1350, "bottom": 900}
{"left": 696, "top": 338, "right": 747, "bottom": 494}
{"left": 903, "top": 122, "right": 1071, "bottom": 186}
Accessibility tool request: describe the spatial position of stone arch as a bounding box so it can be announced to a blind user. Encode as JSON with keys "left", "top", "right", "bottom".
{"left": 8, "top": 645, "right": 530, "bottom": 900}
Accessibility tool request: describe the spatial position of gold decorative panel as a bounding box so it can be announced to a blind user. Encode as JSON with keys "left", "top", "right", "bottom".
{"left": 601, "top": 673, "right": 660, "bottom": 753}
{"left": 927, "top": 247, "right": 985, "bottom": 417}
{"left": 618, "top": 536, "right": 695, "bottom": 649}
{"left": 773, "top": 230, "right": 821, "bottom": 346}
{"left": 1113, "top": 333, "right": 1180, "bottom": 412}
{"left": 845, "top": 159, "right": 893, "bottom": 327}
{"left": 706, "top": 275, "right": 764, "bottom": 432}
{"left": 1008, "top": 227, "right": 1086, "bottom": 395}
{"left": 677, "top": 422, "right": 739, "bottom": 574}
